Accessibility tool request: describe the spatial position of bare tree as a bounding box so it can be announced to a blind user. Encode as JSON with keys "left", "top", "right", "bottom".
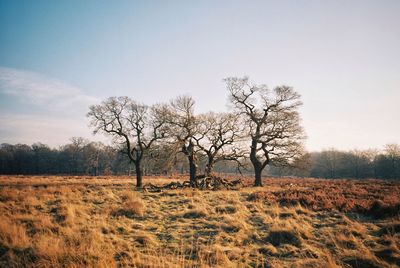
{"left": 384, "top": 143, "right": 400, "bottom": 179}
{"left": 225, "top": 76, "right": 305, "bottom": 186}
{"left": 160, "top": 96, "right": 199, "bottom": 185}
{"left": 270, "top": 152, "right": 311, "bottom": 177}
{"left": 363, "top": 149, "right": 379, "bottom": 178}
{"left": 194, "top": 112, "right": 246, "bottom": 176}
{"left": 87, "top": 97, "right": 166, "bottom": 188}
{"left": 345, "top": 149, "right": 376, "bottom": 179}
{"left": 311, "top": 149, "right": 343, "bottom": 179}
{"left": 63, "top": 137, "right": 89, "bottom": 174}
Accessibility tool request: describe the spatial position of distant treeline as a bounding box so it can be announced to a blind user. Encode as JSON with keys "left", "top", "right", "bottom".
{"left": 0, "top": 138, "right": 399, "bottom": 180}
{"left": 271, "top": 145, "right": 400, "bottom": 180}
{"left": 0, "top": 138, "right": 128, "bottom": 176}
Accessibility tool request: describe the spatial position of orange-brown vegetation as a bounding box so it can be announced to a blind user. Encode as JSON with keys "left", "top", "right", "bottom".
{"left": 0, "top": 176, "right": 399, "bottom": 267}
{"left": 247, "top": 178, "right": 400, "bottom": 218}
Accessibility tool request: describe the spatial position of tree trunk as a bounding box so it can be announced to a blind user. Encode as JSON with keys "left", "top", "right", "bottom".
{"left": 250, "top": 138, "right": 263, "bottom": 187}
{"left": 254, "top": 167, "right": 263, "bottom": 187}
{"left": 188, "top": 155, "right": 197, "bottom": 186}
{"left": 186, "top": 140, "right": 197, "bottom": 186}
{"left": 205, "top": 155, "right": 214, "bottom": 177}
{"left": 135, "top": 162, "right": 143, "bottom": 188}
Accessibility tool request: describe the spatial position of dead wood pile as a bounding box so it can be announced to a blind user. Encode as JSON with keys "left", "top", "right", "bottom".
{"left": 143, "top": 176, "right": 243, "bottom": 192}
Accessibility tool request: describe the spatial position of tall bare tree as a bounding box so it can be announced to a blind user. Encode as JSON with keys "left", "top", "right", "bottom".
{"left": 160, "top": 96, "right": 199, "bottom": 185}
{"left": 87, "top": 96, "right": 166, "bottom": 188}
{"left": 194, "top": 112, "right": 245, "bottom": 176}
{"left": 225, "top": 76, "right": 305, "bottom": 186}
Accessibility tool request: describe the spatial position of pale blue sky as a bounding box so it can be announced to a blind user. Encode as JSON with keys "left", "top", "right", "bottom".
{"left": 0, "top": 0, "right": 399, "bottom": 150}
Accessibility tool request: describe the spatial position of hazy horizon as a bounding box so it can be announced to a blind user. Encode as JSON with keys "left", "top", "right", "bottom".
{"left": 1, "top": 0, "right": 399, "bottom": 151}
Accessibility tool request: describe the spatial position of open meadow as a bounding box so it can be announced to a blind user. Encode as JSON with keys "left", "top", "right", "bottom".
{"left": 0, "top": 176, "right": 399, "bottom": 268}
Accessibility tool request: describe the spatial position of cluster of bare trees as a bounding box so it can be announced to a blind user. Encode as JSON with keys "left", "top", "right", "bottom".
{"left": 87, "top": 77, "right": 306, "bottom": 187}
{"left": 5, "top": 76, "right": 397, "bottom": 185}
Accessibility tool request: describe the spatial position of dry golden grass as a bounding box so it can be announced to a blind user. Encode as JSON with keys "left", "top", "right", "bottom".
{"left": 0, "top": 175, "right": 399, "bottom": 267}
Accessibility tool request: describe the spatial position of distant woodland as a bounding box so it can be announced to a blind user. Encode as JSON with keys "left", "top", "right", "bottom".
{"left": 1, "top": 138, "right": 399, "bottom": 180}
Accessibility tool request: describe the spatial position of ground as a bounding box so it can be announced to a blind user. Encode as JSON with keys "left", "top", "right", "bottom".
{"left": 0, "top": 175, "right": 399, "bottom": 267}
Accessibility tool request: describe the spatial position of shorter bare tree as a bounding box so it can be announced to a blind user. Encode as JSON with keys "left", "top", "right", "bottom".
{"left": 194, "top": 112, "right": 246, "bottom": 176}
{"left": 87, "top": 97, "right": 166, "bottom": 188}
{"left": 158, "top": 96, "right": 200, "bottom": 185}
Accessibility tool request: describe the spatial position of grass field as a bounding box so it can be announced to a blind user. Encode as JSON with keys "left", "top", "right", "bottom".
{"left": 0, "top": 175, "right": 399, "bottom": 267}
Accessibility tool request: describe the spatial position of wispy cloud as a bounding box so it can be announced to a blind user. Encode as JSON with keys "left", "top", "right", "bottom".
{"left": 0, "top": 66, "right": 99, "bottom": 113}
{"left": 0, "top": 67, "right": 103, "bottom": 146}
{"left": 0, "top": 114, "right": 95, "bottom": 147}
